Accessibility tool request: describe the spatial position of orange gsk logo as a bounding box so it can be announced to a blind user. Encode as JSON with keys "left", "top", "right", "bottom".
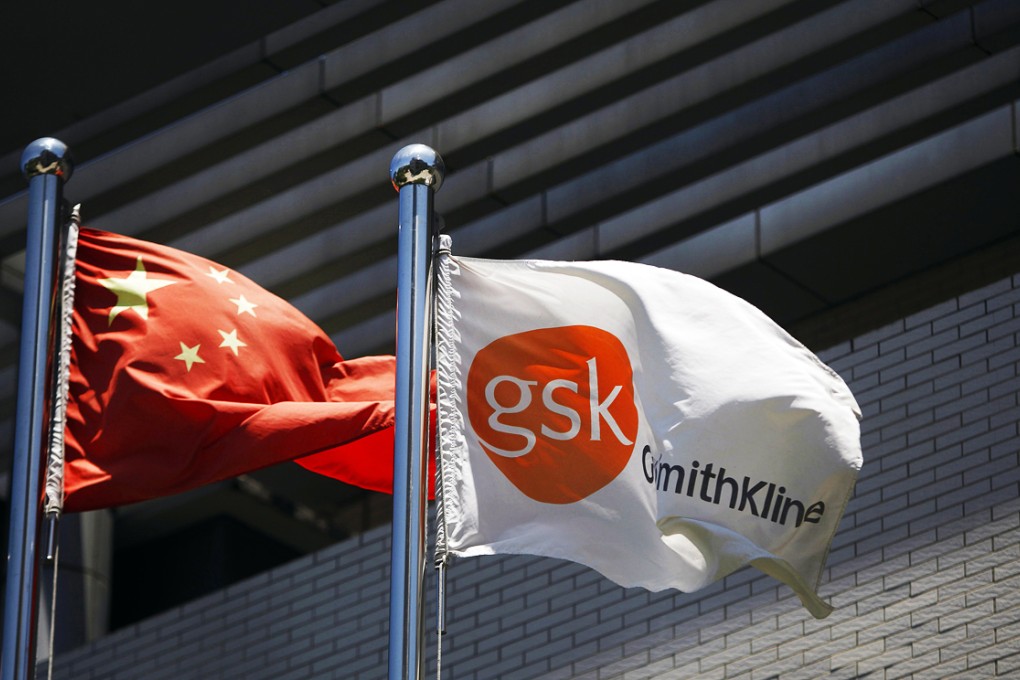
{"left": 466, "top": 326, "right": 639, "bottom": 504}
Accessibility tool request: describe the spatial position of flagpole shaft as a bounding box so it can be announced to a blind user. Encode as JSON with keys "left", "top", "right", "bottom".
{"left": 3, "top": 139, "right": 72, "bottom": 680}
{"left": 388, "top": 144, "right": 444, "bottom": 680}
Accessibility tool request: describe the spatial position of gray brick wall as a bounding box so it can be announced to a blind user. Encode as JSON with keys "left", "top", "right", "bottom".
{"left": 50, "top": 271, "right": 1020, "bottom": 679}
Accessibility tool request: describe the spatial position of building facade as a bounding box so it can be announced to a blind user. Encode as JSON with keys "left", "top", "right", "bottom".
{"left": 0, "top": 0, "right": 1017, "bottom": 677}
{"left": 48, "top": 261, "right": 1020, "bottom": 678}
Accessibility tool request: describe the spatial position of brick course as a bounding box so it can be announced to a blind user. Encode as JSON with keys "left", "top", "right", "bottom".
{"left": 49, "top": 272, "right": 1020, "bottom": 679}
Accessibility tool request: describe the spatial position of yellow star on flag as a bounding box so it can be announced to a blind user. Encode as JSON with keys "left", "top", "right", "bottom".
{"left": 218, "top": 329, "right": 247, "bottom": 356}
{"left": 229, "top": 294, "right": 258, "bottom": 317}
{"left": 206, "top": 266, "right": 233, "bottom": 284}
{"left": 100, "top": 257, "right": 177, "bottom": 325}
{"left": 175, "top": 342, "right": 205, "bottom": 371}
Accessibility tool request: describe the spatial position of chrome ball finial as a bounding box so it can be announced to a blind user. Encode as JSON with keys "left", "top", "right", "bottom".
{"left": 21, "top": 137, "right": 73, "bottom": 182}
{"left": 390, "top": 144, "right": 445, "bottom": 193}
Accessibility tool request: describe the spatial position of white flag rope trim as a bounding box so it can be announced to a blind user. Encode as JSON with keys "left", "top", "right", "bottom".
{"left": 435, "top": 247, "right": 862, "bottom": 619}
{"left": 44, "top": 208, "right": 80, "bottom": 517}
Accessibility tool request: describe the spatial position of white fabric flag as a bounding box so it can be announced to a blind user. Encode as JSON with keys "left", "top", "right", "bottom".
{"left": 436, "top": 253, "right": 862, "bottom": 619}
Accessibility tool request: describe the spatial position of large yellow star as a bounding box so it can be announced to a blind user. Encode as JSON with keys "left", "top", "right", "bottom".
{"left": 99, "top": 257, "right": 176, "bottom": 325}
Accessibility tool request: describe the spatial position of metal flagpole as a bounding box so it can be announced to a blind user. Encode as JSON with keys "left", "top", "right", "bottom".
{"left": 2, "top": 138, "right": 73, "bottom": 680}
{"left": 388, "top": 144, "right": 444, "bottom": 680}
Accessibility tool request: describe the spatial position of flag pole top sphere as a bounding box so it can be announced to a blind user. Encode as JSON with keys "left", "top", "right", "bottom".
{"left": 21, "top": 137, "right": 73, "bottom": 182}
{"left": 390, "top": 143, "right": 444, "bottom": 193}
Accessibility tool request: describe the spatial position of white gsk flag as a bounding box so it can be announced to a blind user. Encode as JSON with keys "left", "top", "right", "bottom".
{"left": 435, "top": 251, "right": 862, "bottom": 618}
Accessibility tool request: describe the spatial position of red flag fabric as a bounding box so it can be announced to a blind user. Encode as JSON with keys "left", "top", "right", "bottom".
{"left": 65, "top": 227, "right": 425, "bottom": 511}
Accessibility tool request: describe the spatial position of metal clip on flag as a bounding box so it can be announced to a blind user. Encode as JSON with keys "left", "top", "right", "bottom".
{"left": 387, "top": 144, "right": 444, "bottom": 680}
{"left": 3, "top": 138, "right": 74, "bottom": 680}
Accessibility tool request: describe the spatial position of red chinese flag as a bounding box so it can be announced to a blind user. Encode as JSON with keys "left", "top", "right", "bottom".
{"left": 65, "top": 227, "right": 423, "bottom": 511}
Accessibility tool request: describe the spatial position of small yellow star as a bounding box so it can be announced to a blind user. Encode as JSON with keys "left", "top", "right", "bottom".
{"left": 229, "top": 294, "right": 258, "bottom": 317}
{"left": 206, "top": 266, "right": 233, "bottom": 284}
{"left": 174, "top": 342, "right": 205, "bottom": 371}
{"left": 218, "top": 329, "right": 247, "bottom": 356}
{"left": 99, "top": 257, "right": 176, "bottom": 325}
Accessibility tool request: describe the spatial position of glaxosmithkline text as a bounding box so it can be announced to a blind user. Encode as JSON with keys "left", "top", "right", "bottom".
{"left": 642, "top": 446, "right": 825, "bottom": 528}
